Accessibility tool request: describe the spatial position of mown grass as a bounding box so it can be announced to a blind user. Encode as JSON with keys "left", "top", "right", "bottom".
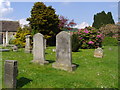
{"left": 1, "top": 46, "right": 118, "bottom": 88}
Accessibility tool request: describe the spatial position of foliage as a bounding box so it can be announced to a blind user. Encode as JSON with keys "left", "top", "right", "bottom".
{"left": 99, "top": 24, "right": 118, "bottom": 38}
{"left": 71, "top": 34, "right": 80, "bottom": 52}
{"left": 102, "top": 37, "right": 118, "bottom": 46}
{"left": 12, "top": 26, "right": 31, "bottom": 48}
{"left": 58, "top": 16, "right": 76, "bottom": 31}
{"left": 92, "top": 11, "right": 115, "bottom": 29}
{"left": 2, "top": 46, "right": 118, "bottom": 88}
{"left": 27, "top": 2, "right": 60, "bottom": 45}
{"left": 75, "top": 26, "right": 103, "bottom": 49}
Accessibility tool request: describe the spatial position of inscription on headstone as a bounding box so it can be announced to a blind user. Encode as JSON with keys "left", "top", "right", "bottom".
{"left": 4, "top": 60, "right": 18, "bottom": 88}
{"left": 52, "top": 31, "right": 76, "bottom": 71}
{"left": 32, "top": 33, "right": 49, "bottom": 65}
{"left": 94, "top": 47, "right": 103, "bottom": 58}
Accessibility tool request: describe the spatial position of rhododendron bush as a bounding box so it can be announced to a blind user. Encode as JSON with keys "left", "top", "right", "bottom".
{"left": 72, "top": 26, "right": 104, "bottom": 49}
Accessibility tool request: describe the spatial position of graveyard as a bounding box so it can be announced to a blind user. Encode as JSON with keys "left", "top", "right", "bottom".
{"left": 1, "top": 45, "right": 118, "bottom": 88}
{"left": 0, "top": 1, "right": 119, "bottom": 89}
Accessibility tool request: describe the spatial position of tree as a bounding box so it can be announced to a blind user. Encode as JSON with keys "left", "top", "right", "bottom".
{"left": 92, "top": 11, "right": 115, "bottom": 29}
{"left": 58, "top": 16, "right": 76, "bottom": 31}
{"left": 99, "top": 24, "right": 118, "bottom": 38}
{"left": 12, "top": 26, "right": 31, "bottom": 47}
{"left": 27, "top": 2, "right": 60, "bottom": 45}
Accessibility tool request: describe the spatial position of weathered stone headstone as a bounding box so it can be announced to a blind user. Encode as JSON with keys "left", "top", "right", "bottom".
{"left": 12, "top": 45, "right": 18, "bottom": 52}
{"left": 4, "top": 60, "right": 18, "bottom": 88}
{"left": 94, "top": 47, "right": 103, "bottom": 58}
{"left": 44, "top": 39, "right": 47, "bottom": 49}
{"left": 25, "top": 35, "right": 31, "bottom": 53}
{"left": 32, "top": 33, "right": 49, "bottom": 65}
{"left": 0, "top": 49, "right": 10, "bottom": 52}
{"left": 52, "top": 49, "right": 56, "bottom": 52}
{"left": 109, "top": 47, "right": 112, "bottom": 51}
{"left": 52, "top": 31, "right": 76, "bottom": 72}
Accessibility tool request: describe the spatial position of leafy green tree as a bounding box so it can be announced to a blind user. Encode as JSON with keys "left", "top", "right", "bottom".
{"left": 92, "top": 11, "right": 115, "bottom": 29}
{"left": 12, "top": 26, "right": 31, "bottom": 48}
{"left": 27, "top": 2, "right": 60, "bottom": 45}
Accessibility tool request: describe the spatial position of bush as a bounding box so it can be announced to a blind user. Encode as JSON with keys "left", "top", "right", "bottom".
{"left": 99, "top": 24, "right": 118, "bottom": 37}
{"left": 102, "top": 37, "right": 118, "bottom": 46}
{"left": 71, "top": 34, "right": 80, "bottom": 52}
{"left": 77, "top": 26, "right": 103, "bottom": 49}
{"left": 12, "top": 26, "right": 31, "bottom": 48}
{"left": 9, "top": 37, "right": 15, "bottom": 44}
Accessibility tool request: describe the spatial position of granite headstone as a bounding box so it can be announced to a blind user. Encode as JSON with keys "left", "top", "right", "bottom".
{"left": 52, "top": 31, "right": 76, "bottom": 71}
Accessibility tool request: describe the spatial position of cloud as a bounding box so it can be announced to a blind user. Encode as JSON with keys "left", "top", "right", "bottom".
{"left": 0, "top": 17, "right": 13, "bottom": 21}
{"left": 19, "top": 18, "right": 29, "bottom": 28}
{"left": 73, "top": 22, "right": 89, "bottom": 29}
{"left": 0, "top": 0, "right": 13, "bottom": 17}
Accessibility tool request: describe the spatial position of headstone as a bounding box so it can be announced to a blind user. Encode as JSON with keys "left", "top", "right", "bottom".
{"left": 4, "top": 60, "right": 18, "bottom": 88}
{"left": 0, "top": 49, "right": 10, "bottom": 52}
{"left": 109, "top": 47, "right": 112, "bottom": 51}
{"left": 25, "top": 35, "right": 31, "bottom": 53}
{"left": 52, "top": 31, "right": 76, "bottom": 72}
{"left": 94, "top": 47, "right": 103, "bottom": 58}
{"left": 12, "top": 45, "right": 18, "bottom": 52}
{"left": 31, "top": 33, "right": 49, "bottom": 65}
{"left": 52, "top": 49, "right": 56, "bottom": 52}
{"left": 44, "top": 39, "right": 47, "bottom": 49}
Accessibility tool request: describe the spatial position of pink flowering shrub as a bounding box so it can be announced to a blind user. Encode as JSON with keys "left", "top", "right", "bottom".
{"left": 77, "top": 26, "right": 104, "bottom": 49}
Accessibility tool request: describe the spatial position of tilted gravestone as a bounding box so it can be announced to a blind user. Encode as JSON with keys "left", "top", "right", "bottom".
{"left": 25, "top": 35, "right": 31, "bottom": 53}
{"left": 4, "top": 60, "right": 18, "bottom": 88}
{"left": 94, "top": 47, "right": 103, "bottom": 58}
{"left": 52, "top": 31, "right": 76, "bottom": 72}
{"left": 31, "top": 33, "right": 49, "bottom": 65}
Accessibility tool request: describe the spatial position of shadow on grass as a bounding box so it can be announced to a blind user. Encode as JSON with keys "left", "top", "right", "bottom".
{"left": 73, "top": 63, "right": 79, "bottom": 68}
{"left": 72, "top": 49, "right": 82, "bottom": 52}
{"left": 17, "top": 77, "right": 32, "bottom": 88}
{"left": 45, "top": 52, "right": 48, "bottom": 54}
{"left": 46, "top": 60, "right": 55, "bottom": 64}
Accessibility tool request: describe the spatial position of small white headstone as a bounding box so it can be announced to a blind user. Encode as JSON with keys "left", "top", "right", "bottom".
{"left": 12, "top": 45, "right": 18, "bottom": 52}
{"left": 94, "top": 47, "right": 103, "bottom": 58}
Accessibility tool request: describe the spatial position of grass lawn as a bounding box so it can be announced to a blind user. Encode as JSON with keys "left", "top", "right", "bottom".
{"left": 1, "top": 46, "right": 118, "bottom": 88}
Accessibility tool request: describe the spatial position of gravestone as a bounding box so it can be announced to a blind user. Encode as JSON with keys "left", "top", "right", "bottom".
{"left": 12, "top": 45, "right": 18, "bottom": 52}
{"left": 44, "top": 39, "right": 46, "bottom": 49}
{"left": 0, "top": 49, "right": 10, "bottom": 52}
{"left": 52, "top": 31, "right": 76, "bottom": 72}
{"left": 94, "top": 47, "right": 103, "bottom": 58}
{"left": 25, "top": 35, "right": 31, "bottom": 53}
{"left": 32, "top": 33, "right": 49, "bottom": 65}
{"left": 52, "top": 49, "right": 56, "bottom": 52}
{"left": 4, "top": 60, "right": 18, "bottom": 88}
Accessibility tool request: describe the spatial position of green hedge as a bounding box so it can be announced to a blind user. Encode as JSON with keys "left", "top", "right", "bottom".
{"left": 71, "top": 34, "right": 80, "bottom": 52}
{"left": 102, "top": 37, "right": 118, "bottom": 46}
